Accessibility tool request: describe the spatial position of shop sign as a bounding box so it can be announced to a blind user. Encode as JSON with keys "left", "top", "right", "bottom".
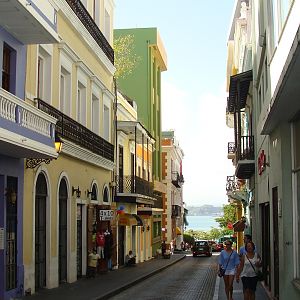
{"left": 99, "top": 210, "right": 114, "bottom": 220}
{"left": 258, "top": 150, "right": 266, "bottom": 175}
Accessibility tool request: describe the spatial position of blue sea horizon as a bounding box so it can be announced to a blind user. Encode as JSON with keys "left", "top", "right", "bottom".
{"left": 186, "top": 215, "right": 220, "bottom": 231}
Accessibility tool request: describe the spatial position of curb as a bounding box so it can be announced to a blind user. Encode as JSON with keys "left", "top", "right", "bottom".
{"left": 95, "top": 255, "right": 186, "bottom": 300}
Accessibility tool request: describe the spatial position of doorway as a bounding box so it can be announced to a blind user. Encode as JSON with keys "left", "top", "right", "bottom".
{"left": 58, "top": 179, "right": 68, "bottom": 283}
{"left": 77, "top": 204, "right": 83, "bottom": 278}
{"left": 35, "top": 174, "right": 47, "bottom": 289}
{"left": 118, "top": 226, "right": 125, "bottom": 266}
{"left": 272, "top": 187, "right": 279, "bottom": 299}
{"left": 260, "top": 202, "right": 271, "bottom": 288}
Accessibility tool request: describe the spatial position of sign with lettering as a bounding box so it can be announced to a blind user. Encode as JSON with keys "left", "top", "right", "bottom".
{"left": 99, "top": 210, "right": 114, "bottom": 221}
{"left": 258, "top": 150, "right": 266, "bottom": 175}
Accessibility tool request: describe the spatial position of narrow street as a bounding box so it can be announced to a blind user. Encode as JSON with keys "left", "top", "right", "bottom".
{"left": 111, "top": 253, "right": 218, "bottom": 300}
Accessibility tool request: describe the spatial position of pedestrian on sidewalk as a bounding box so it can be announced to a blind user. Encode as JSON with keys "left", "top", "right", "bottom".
{"left": 239, "top": 234, "right": 255, "bottom": 256}
{"left": 218, "top": 240, "right": 240, "bottom": 300}
{"left": 236, "top": 241, "right": 262, "bottom": 300}
{"left": 87, "top": 248, "right": 100, "bottom": 278}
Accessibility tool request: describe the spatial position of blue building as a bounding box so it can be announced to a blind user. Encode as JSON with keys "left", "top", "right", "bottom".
{"left": 0, "top": 1, "right": 59, "bottom": 299}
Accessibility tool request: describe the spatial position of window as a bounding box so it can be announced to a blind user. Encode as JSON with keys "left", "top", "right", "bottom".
{"left": 103, "top": 187, "right": 109, "bottom": 203}
{"left": 91, "top": 184, "right": 98, "bottom": 201}
{"left": 272, "top": 0, "right": 294, "bottom": 44}
{"left": 103, "top": 104, "right": 110, "bottom": 141}
{"left": 104, "top": 10, "right": 111, "bottom": 42}
{"left": 292, "top": 118, "right": 300, "bottom": 277}
{"left": 2, "top": 43, "right": 16, "bottom": 94}
{"left": 92, "top": 94, "right": 100, "bottom": 134}
{"left": 60, "top": 67, "right": 71, "bottom": 116}
{"left": 77, "top": 81, "right": 86, "bottom": 126}
{"left": 37, "top": 46, "right": 52, "bottom": 103}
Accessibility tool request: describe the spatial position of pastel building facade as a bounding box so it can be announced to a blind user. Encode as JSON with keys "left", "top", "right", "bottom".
{"left": 115, "top": 92, "right": 155, "bottom": 265}
{"left": 114, "top": 27, "right": 168, "bottom": 255}
{"left": 162, "top": 131, "right": 184, "bottom": 249}
{"left": 23, "top": 0, "right": 116, "bottom": 294}
{"left": 0, "top": 1, "right": 59, "bottom": 299}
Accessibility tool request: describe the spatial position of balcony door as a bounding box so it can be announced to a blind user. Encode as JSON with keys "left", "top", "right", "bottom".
{"left": 119, "top": 146, "right": 124, "bottom": 192}
{"left": 35, "top": 174, "right": 47, "bottom": 289}
{"left": 59, "top": 179, "right": 68, "bottom": 283}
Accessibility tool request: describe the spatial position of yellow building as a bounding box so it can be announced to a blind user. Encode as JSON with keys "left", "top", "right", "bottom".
{"left": 115, "top": 91, "right": 156, "bottom": 264}
{"left": 23, "top": 0, "right": 116, "bottom": 293}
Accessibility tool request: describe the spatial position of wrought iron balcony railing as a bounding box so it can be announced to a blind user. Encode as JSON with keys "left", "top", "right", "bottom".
{"left": 37, "top": 98, "right": 114, "bottom": 161}
{"left": 172, "top": 205, "right": 181, "bottom": 218}
{"left": 228, "top": 142, "right": 235, "bottom": 155}
{"left": 226, "top": 176, "right": 239, "bottom": 192}
{"left": 66, "top": 0, "right": 114, "bottom": 64}
{"left": 116, "top": 175, "right": 154, "bottom": 198}
{"left": 171, "top": 172, "right": 184, "bottom": 188}
{"left": 236, "top": 135, "right": 254, "bottom": 161}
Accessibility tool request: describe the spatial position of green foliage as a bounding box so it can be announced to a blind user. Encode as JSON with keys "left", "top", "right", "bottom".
{"left": 114, "top": 34, "right": 141, "bottom": 79}
{"left": 215, "top": 204, "right": 236, "bottom": 228}
{"left": 183, "top": 233, "right": 195, "bottom": 245}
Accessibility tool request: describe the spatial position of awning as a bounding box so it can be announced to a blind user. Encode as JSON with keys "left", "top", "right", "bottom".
{"left": 227, "top": 70, "right": 253, "bottom": 113}
{"left": 118, "top": 213, "right": 144, "bottom": 227}
{"left": 176, "top": 227, "right": 182, "bottom": 235}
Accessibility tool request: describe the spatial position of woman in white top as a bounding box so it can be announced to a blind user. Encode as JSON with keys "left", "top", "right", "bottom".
{"left": 236, "top": 241, "right": 262, "bottom": 300}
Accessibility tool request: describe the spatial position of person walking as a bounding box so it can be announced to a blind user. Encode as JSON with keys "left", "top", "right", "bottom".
{"left": 218, "top": 240, "right": 240, "bottom": 300}
{"left": 239, "top": 234, "right": 253, "bottom": 256}
{"left": 236, "top": 241, "right": 262, "bottom": 300}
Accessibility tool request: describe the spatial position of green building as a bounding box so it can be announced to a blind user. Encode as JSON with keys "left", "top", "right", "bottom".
{"left": 114, "top": 28, "right": 167, "bottom": 181}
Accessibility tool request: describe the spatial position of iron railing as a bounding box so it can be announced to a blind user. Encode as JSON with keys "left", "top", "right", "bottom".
{"left": 65, "top": 0, "right": 114, "bottom": 64}
{"left": 228, "top": 142, "right": 235, "bottom": 155}
{"left": 116, "top": 175, "right": 154, "bottom": 197}
{"left": 172, "top": 205, "right": 181, "bottom": 218}
{"left": 226, "top": 176, "right": 239, "bottom": 192}
{"left": 37, "top": 98, "right": 114, "bottom": 162}
{"left": 236, "top": 135, "right": 254, "bottom": 161}
{"left": 171, "top": 172, "right": 184, "bottom": 188}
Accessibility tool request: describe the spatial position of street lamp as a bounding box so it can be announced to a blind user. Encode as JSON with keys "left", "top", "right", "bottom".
{"left": 26, "top": 134, "right": 63, "bottom": 169}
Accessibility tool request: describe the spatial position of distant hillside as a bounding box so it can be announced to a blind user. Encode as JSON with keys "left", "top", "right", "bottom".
{"left": 186, "top": 205, "right": 222, "bottom": 216}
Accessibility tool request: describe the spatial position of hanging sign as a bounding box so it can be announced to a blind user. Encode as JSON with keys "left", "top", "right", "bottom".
{"left": 99, "top": 210, "right": 114, "bottom": 221}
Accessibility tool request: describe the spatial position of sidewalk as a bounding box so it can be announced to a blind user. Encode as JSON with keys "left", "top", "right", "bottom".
{"left": 214, "top": 275, "right": 270, "bottom": 300}
{"left": 22, "top": 254, "right": 186, "bottom": 300}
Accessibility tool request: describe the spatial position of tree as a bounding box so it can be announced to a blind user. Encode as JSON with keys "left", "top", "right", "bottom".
{"left": 114, "top": 34, "right": 141, "bottom": 79}
{"left": 215, "top": 204, "right": 236, "bottom": 228}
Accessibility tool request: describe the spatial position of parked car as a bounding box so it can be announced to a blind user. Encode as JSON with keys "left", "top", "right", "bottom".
{"left": 208, "top": 240, "right": 218, "bottom": 252}
{"left": 192, "top": 240, "right": 212, "bottom": 257}
{"left": 216, "top": 242, "right": 224, "bottom": 252}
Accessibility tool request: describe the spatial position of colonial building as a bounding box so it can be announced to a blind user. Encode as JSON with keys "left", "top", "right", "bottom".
{"left": 23, "top": 0, "right": 115, "bottom": 294}
{"left": 114, "top": 27, "right": 168, "bottom": 255}
{"left": 115, "top": 91, "right": 156, "bottom": 265}
{"left": 226, "top": 0, "right": 300, "bottom": 299}
{"left": 0, "top": 1, "right": 59, "bottom": 299}
{"left": 161, "top": 130, "right": 184, "bottom": 250}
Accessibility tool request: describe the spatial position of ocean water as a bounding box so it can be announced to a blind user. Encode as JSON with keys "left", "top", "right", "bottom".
{"left": 186, "top": 215, "right": 220, "bottom": 231}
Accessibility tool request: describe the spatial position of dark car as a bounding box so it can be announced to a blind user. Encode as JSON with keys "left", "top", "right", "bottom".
{"left": 216, "top": 242, "right": 224, "bottom": 252}
{"left": 192, "top": 240, "right": 212, "bottom": 257}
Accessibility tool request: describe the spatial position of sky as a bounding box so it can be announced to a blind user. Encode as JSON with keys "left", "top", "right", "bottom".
{"left": 115, "top": 1, "right": 236, "bottom": 207}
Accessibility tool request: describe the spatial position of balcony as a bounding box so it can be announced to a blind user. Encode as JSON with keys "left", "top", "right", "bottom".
{"left": 66, "top": 0, "right": 114, "bottom": 64}
{"left": 0, "top": 0, "right": 59, "bottom": 44}
{"left": 171, "top": 172, "right": 184, "bottom": 188}
{"left": 227, "top": 142, "right": 235, "bottom": 160}
{"left": 37, "top": 98, "right": 114, "bottom": 162}
{"left": 172, "top": 205, "right": 181, "bottom": 218}
{"left": 0, "top": 88, "right": 57, "bottom": 158}
{"left": 226, "top": 175, "right": 248, "bottom": 203}
{"left": 235, "top": 135, "right": 255, "bottom": 179}
{"left": 116, "top": 175, "right": 153, "bottom": 197}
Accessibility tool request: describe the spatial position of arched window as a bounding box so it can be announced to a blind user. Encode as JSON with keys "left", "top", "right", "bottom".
{"left": 103, "top": 186, "right": 109, "bottom": 203}
{"left": 91, "top": 183, "right": 98, "bottom": 201}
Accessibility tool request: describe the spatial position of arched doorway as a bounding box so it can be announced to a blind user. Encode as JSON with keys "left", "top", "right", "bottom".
{"left": 59, "top": 178, "right": 68, "bottom": 283}
{"left": 35, "top": 173, "right": 47, "bottom": 289}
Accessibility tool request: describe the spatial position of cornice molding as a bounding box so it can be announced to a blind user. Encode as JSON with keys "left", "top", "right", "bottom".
{"left": 56, "top": 0, "right": 116, "bottom": 75}
{"left": 61, "top": 138, "right": 114, "bottom": 171}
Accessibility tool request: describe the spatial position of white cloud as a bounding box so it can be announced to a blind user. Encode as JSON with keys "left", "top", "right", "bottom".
{"left": 162, "top": 80, "right": 235, "bottom": 207}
